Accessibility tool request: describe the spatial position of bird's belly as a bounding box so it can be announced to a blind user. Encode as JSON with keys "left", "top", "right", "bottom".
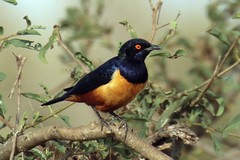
{"left": 69, "top": 70, "right": 146, "bottom": 112}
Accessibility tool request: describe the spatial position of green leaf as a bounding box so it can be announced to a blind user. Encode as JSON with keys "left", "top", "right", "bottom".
{"left": 31, "top": 148, "right": 47, "bottom": 160}
{"left": 23, "top": 16, "right": 31, "bottom": 28}
{"left": 209, "top": 132, "right": 223, "bottom": 156}
{"left": 169, "top": 20, "right": 177, "bottom": 30}
{"left": 21, "top": 92, "right": 46, "bottom": 103}
{"left": 149, "top": 51, "right": 171, "bottom": 58}
{"left": 52, "top": 141, "right": 66, "bottom": 153}
{"left": 74, "top": 52, "right": 94, "bottom": 70}
{"left": 59, "top": 115, "right": 71, "bottom": 127}
{"left": 215, "top": 98, "right": 225, "bottom": 116}
{"left": 0, "top": 72, "right": 6, "bottom": 82}
{"left": 3, "top": 0, "right": 17, "bottom": 5}
{"left": 39, "top": 43, "right": 52, "bottom": 64}
{"left": 207, "top": 28, "right": 231, "bottom": 46}
{"left": 174, "top": 49, "right": 186, "bottom": 57}
{"left": 0, "top": 26, "right": 3, "bottom": 36}
{"left": 4, "top": 38, "right": 41, "bottom": 51}
{"left": 39, "top": 26, "right": 59, "bottom": 63}
{"left": 157, "top": 92, "right": 198, "bottom": 129}
{"left": 19, "top": 111, "right": 28, "bottom": 128}
{"left": 119, "top": 20, "right": 138, "bottom": 38}
{"left": 204, "top": 92, "right": 225, "bottom": 117}
{"left": 17, "top": 29, "right": 41, "bottom": 35}
{"left": 167, "top": 49, "right": 187, "bottom": 59}
{"left": 223, "top": 113, "right": 240, "bottom": 134}
{"left": 32, "top": 112, "right": 43, "bottom": 123}
{"left": 233, "top": 12, "right": 240, "bottom": 19}
{"left": 0, "top": 95, "right": 6, "bottom": 117}
{"left": 189, "top": 108, "right": 203, "bottom": 122}
{"left": 30, "top": 25, "right": 46, "bottom": 30}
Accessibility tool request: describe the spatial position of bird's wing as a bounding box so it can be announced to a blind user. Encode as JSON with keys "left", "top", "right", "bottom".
{"left": 65, "top": 57, "right": 120, "bottom": 95}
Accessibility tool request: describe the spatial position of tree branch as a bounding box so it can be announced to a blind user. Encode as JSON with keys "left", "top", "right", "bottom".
{"left": 0, "top": 123, "right": 172, "bottom": 160}
{"left": 148, "top": 0, "right": 163, "bottom": 43}
{"left": 177, "top": 36, "right": 240, "bottom": 99}
{"left": 55, "top": 25, "right": 91, "bottom": 74}
{"left": 7, "top": 52, "right": 27, "bottom": 160}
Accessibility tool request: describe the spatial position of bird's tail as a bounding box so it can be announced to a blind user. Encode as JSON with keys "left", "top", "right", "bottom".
{"left": 41, "top": 94, "right": 68, "bottom": 106}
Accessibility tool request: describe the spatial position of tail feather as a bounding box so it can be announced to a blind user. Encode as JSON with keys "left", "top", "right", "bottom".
{"left": 41, "top": 95, "right": 68, "bottom": 106}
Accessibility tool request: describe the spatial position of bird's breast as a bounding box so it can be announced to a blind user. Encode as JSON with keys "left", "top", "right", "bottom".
{"left": 67, "top": 69, "right": 146, "bottom": 112}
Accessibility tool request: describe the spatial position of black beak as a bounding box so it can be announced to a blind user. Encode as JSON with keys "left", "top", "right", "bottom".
{"left": 146, "top": 44, "right": 161, "bottom": 51}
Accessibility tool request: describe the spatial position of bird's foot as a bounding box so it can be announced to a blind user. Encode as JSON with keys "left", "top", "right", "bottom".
{"left": 100, "top": 119, "right": 113, "bottom": 133}
{"left": 119, "top": 120, "right": 128, "bottom": 140}
{"left": 91, "top": 106, "right": 113, "bottom": 133}
{"left": 109, "top": 112, "right": 128, "bottom": 140}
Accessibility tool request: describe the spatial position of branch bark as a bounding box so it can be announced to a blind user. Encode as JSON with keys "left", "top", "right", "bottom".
{"left": 0, "top": 123, "right": 172, "bottom": 160}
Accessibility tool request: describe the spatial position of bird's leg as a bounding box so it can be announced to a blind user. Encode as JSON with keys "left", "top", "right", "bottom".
{"left": 91, "top": 106, "right": 112, "bottom": 132}
{"left": 109, "top": 111, "right": 128, "bottom": 140}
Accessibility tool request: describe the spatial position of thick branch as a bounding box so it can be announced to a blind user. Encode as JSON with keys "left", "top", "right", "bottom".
{"left": 0, "top": 123, "right": 172, "bottom": 160}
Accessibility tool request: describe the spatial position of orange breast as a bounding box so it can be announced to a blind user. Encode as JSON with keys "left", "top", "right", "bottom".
{"left": 66, "top": 69, "right": 146, "bottom": 112}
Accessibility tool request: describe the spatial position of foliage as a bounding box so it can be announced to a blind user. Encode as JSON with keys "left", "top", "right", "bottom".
{"left": 1, "top": 0, "right": 240, "bottom": 159}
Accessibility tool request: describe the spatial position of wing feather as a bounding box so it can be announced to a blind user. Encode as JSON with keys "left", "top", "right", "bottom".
{"left": 65, "top": 57, "right": 120, "bottom": 95}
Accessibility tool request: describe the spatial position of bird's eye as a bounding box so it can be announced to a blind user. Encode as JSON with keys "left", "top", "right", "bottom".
{"left": 135, "top": 44, "right": 142, "bottom": 50}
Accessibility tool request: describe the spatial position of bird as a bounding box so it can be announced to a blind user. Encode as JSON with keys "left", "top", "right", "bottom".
{"left": 41, "top": 38, "right": 161, "bottom": 132}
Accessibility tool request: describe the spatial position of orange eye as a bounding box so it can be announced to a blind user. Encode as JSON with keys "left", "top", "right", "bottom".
{"left": 135, "top": 44, "right": 141, "bottom": 50}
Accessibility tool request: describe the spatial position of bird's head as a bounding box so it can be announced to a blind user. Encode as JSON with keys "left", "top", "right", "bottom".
{"left": 119, "top": 38, "right": 161, "bottom": 62}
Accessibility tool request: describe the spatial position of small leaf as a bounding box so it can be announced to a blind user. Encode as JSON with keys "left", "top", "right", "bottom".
{"left": 223, "top": 113, "right": 240, "bottom": 134}
{"left": 189, "top": 108, "right": 203, "bottom": 122}
{"left": 204, "top": 92, "right": 225, "bottom": 117}
{"left": 17, "top": 29, "right": 41, "bottom": 35}
{"left": 74, "top": 52, "right": 94, "bottom": 70}
{"left": 209, "top": 132, "right": 223, "bottom": 156}
{"left": 3, "top": 0, "right": 17, "bottom": 5}
{"left": 215, "top": 98, "right": 224, "bottom": 116}
{"left": 174, "top": 49, "right": 186, "bottom": 57}
{"left": 0, "top": 95, "right": 6, "bottom": 117}
{"left": 21, "top": 92, "right": 46, "bottom": 103}
{"left": 157, "top": 92, "right": 198, "bottom": 128}
{"left": 39, "top": 26, "right": 59, "bottom": 63}
{"left": 31, "top": 148, "right": 47, "bottom": 160}
{"left": 0, "top": 26, "right": 3, "bottom": 36}
{"left": 233, "top": 12, "right": 240, "bottom": 19}
{"left": 119, "top": 20, "right": 137, "bottom": 38}
{"left": 19, "top": 112, "right": 28, "bottom": 128}
{"left": 167, "top": 49, "right": 187, "bottom": 59}
{"left": 207, "top": 28, "right": 231, "bottom": 46}
{"left": 169, "top": 20, "right": 177, "bottom": 30}
{"left": 32, "top": 111, "right": 43, "bottom": 123}
{"left": 59, "top": 115, "right": 71, "bottom": 127}
{"left": 23, "top": 16, "right": 31, "bottom": 28}
{"left": 39, "top": 43, "right": 52, "bottom": 63}
{"left": 52, "top": 141, "right": 66, "bottom": 153}
{"left": 4, "top": 38, "right": 41, "bottom": 51}
{"left": 0, "top": 72, "right": 6, "bottom": 82}
{"left": 30, "top": 25, "right": 46, "bottom": 30}
{"left": 149, "top": 51, "right": 171, "bottom": 58}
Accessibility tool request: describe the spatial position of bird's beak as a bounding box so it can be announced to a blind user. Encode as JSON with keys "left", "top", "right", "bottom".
{"left": 151, "top": 44, "right": 161, "bottom": 50}
{"left": 146, "top": 44, "right": 161, "bottom": 51}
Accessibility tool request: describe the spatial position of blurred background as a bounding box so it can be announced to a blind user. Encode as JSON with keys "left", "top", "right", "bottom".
{"left": 0, "top": 0, "right": 209, "bottom": 125}
{"left": 1, "top": 0, "right": 240, "bottom": 159}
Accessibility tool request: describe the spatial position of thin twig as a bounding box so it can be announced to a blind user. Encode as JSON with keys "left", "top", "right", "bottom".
{"left": 8, "top": 52, "right": 27, "bottom": 160}
{"left": 55, "top": 26, "right": 90, "bottom": 74}
{"left": 148, "top": 0, "right": 163, "bottom": 43}
{"left": 190, "top": 56, "right": 221, "bottom": 106}
{"left": 156, "top": 11, "right": 181, "bottom": 30}
{"left": 24, "top": 102, "right": 75, "bottom": 130}
{"left": 0, "top": 116, "right": 14, "bottom": 130}
{"left": 177, "top": 36, "right": 240, "bottom": 99}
